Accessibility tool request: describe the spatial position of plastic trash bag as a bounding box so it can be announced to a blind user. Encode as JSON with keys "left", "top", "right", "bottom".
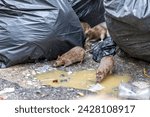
{"left": 104, "top": 0, "right": 150, "bottom": 62}
{"left": 118, "top": 83, "right": 150, "bottom": 100}
{"left": 91, "top": 37, "right": 116, "bottom": 62}
{"left": 0, "top": 0, "right": 84, "bottom": 68}
{"left": 68, "top": 0, "right": 105, "bottom": 27}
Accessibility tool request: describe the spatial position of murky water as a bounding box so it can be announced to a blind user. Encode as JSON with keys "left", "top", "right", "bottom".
{"left": 36, "top": 70, "right": 131, "bottom": 98}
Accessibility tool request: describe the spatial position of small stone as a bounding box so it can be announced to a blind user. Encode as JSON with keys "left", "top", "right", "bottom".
{"left": 68, "top": 88, "right": 74, "bottom": 91}
{"left": 76, "top": 96, "right": 80, "bottom": 98}
{"left": 77, "top": 92, "right": 85, "bottom": 97}
{"left": 27, "top": 81, "right": 33, "bottom": 85}
{"left": 24, "top": 76, "right": 29, "bottom": 79}
{"left": 35, "top": 65, "right": 50, "bottom": 73}
{"left": 67, "top": 71, "right": 73, "bottom": 75}
{"left": 26, "top": 74, "right": 30, "bottom": 77}
{"left": 60, "top": 79, "right": 68, "bottom": 83}
{"left": 0, "top": 88, "right": 15, "bottom": 95}
{"left": 87, "top": 69, "right": 95, "bottom": 71}
{"left": 60, "top": 74, "right": 65, "bottom": 78}
{"left": 31, "top": 70, "right": 36, "bottom": 75}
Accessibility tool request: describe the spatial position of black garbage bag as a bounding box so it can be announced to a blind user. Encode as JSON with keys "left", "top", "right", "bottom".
{"left": 91, "top": 37, "right": 116, "bottom": 62}
{"left": 0, "top": 0, "right": 84, "bottom": 68}
{"left": 104, "top": 0, "right": 150, "bottom": 62}
{"left": 68, "top": 0, "right": 105, "bottom": 27}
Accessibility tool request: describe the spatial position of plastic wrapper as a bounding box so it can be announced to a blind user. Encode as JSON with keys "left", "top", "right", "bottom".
{"left": 91, "top": 37, "right": 116, "bottom": 62}
{"left": 118, "top": 83, "right": 150, "bottom": 100}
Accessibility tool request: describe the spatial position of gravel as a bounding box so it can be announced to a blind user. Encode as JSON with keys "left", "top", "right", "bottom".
{"left": 0, "top": 51, "right": 150, "bottom": 100}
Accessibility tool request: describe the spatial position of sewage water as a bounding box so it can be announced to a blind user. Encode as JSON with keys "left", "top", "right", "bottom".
{"left": 36, "top": 70, "right": 131, "bottom": 97}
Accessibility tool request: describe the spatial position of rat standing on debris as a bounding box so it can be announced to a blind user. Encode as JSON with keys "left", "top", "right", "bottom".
{"left": 53, "top": 46, "right": 85, "bottom": 67}
{"left": 96, "top": 56, "right": 115, "bottom": 83}
{"left": 85, "top": 24, "right": 107, "bottom": 42}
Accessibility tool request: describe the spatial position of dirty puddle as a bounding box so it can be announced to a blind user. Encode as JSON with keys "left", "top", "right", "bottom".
{"left": 36, "top": 70, "right": 131, "bottom": 98}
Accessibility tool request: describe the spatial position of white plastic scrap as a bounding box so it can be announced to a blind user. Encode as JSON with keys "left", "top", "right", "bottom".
{"left": 132, "top": 81, "right": 150, "bottom": 89}
{"left": 67, "top": 71, "right": 73, "bottom": 75}
{"left": 88, "top": 83, "right": 104, "bottom": 92}
{"left": 0, "top": 88, "right": 15, "bottom": 95}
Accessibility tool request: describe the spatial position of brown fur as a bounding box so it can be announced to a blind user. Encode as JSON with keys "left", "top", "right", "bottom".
{"left": 85, "top": 24, "right": 107, "bottom": 42}
{"left": 53, "top": 46, "right": 85, "bottom": 67}
{"left": 81, "top": 22, "right": 91, "bottom": 34}
{"left": 96, "top": 56, "right": 114, "bottom": 83}
{"left": 84, "top": 41, "right": 92, "bottom": 50}
{"left": 80, "top": 22, "right": 91, "bottom": 50}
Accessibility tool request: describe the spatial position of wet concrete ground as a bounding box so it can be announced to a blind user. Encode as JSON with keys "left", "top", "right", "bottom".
{"left": 0, "top": 52, "right": 150, "bottom": 100}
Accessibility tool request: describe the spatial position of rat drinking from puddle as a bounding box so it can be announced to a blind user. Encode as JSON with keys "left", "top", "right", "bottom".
{"left": 96, "top": 56, "right": 115, "bottom": 83}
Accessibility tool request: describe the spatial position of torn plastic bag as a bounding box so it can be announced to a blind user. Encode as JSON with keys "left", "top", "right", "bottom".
{"left": 104, "top": 0, "right": 150, "bottom": 62}
{"left": 0, "top": 0, "right": 84, "bottom": 68}
{"left": 91, "top": 37, "right": 116, "bottom": 62}
{"left": 68, "top": 0, "right": 105, "bottom": 27}
{"left": 118, "top": 83, "right": 150, "bottom": 100}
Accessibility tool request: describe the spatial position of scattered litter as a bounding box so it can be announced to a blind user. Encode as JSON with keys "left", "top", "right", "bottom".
{"left": 59, "top": 74, "right": 70, "bottom": 83}
{"left": 37, "top": 70, "right": 130, "bottom": 96}
{"left": 88, "top": 83, "right": 104, "bottom": 92}
{"left": 27, "top": 81, "right": 33, "bottom": 85}
{"left": 87, "top": 69, "right": 95, "bottom": 71}
{"left": 0, "top": 88, "right": 15, "bottom": 95}
{"left": 53, "top": 80, "right": 59, "bottom": 83}
{"left": 77, "top": 92, "right": 85, "bottom": 97}
{"left": 60, "top": 74, "right": 66, "bottom": 78}
{"left": 132, "top": 81, "right": 150, "bottom": 89}
{"left": 67, "top": 71, "right": 73, "bottom": 75}
{"left": 118, "top": 83, "right": 150, "bottom": 100}
{"left": 60, "top": 79, "right": 68, "bottom": 83}
{"left": 35, "top": 65, "right": 51, "bottom": 73}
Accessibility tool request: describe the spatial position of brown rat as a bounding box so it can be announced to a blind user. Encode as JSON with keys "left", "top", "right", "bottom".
{"left": 85, "top": 24, "right": 107, "bottom": 42}
{"left": 53, "top": 46, "right": 85, "bottom": 67}
{"left": 96, "top": 56, "right": 115, "bottom": 83}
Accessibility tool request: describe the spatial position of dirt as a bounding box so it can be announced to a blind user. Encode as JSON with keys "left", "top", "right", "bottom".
{"left": 0, "top": 52, "right": 150, "bottom": 100}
